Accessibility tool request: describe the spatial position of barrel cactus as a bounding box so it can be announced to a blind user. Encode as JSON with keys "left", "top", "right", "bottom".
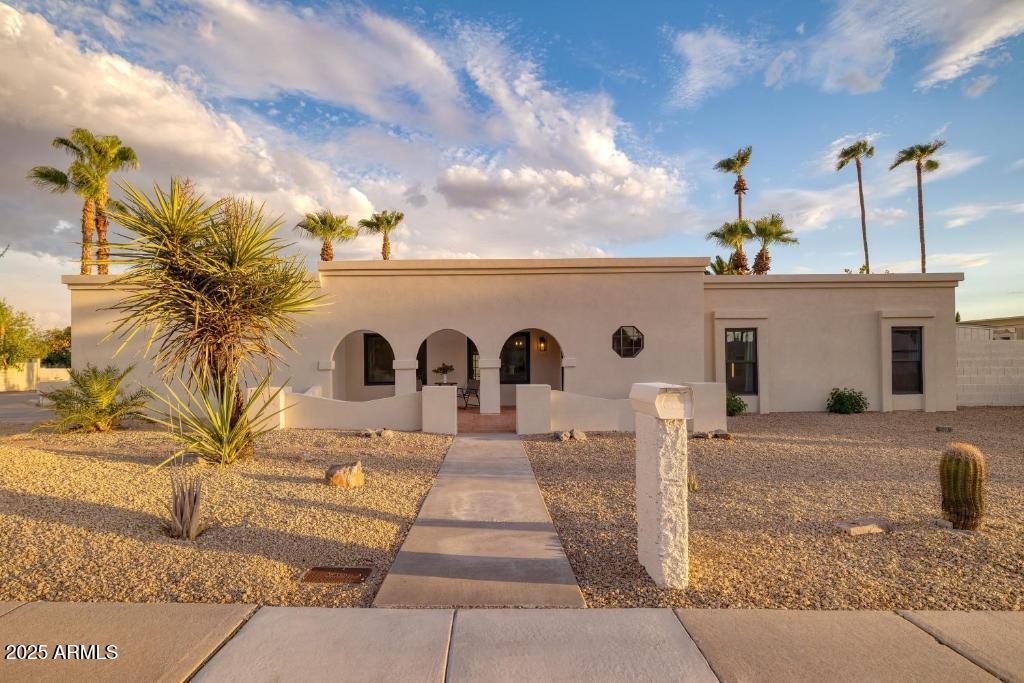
{"left": 939, "top": 443, "right": 985, "bottom": 530}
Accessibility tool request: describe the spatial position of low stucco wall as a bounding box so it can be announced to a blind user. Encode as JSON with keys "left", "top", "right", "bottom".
{"left": 550, "top": 389, "right": 634, "bottom": 432}
{"left": 1, "top": 362, "right": 69, "bottom": 392}
{"left": 957, "top": 336, "right": 1024, "bottom": 406}
{"left": 282, "top": 391, "right": 422, "bottom": 431}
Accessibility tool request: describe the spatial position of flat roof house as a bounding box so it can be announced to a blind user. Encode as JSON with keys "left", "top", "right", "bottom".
{"left": 63, "top": 257, "right": 962, "bottom": 416}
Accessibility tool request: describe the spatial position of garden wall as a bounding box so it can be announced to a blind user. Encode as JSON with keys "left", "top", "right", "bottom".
{"left": 0, "top": 361, "right": 69, "bottom": 392}
{"left": 956, "top": 328, "right": 1024, "bottom": 406}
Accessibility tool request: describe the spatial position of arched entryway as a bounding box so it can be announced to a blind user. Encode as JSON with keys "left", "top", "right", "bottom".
{"left": 497, "top": 328, "right": 563, "bottom": 407}
{"left": 331, "top": 329, "right": 396, "bottom": 400}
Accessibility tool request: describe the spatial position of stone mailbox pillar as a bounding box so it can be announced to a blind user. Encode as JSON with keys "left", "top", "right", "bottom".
{"left": 629, "top": 382, "right": 693, "bottom": 589}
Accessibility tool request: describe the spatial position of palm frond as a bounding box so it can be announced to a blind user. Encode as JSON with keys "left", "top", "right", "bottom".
{"left": 27, "top": 166, "right": 71, "bottom": 193}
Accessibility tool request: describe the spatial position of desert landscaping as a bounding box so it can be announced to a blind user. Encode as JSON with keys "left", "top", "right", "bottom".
{"left": 523, "top": 406, "right": 1024, "bottom": 611}
{"left": 0, "top": 420, "right": 451, "bottom": 607}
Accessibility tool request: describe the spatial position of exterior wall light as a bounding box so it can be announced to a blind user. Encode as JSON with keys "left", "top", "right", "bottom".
{"left": 538, "top": 336, "right": 547, "bottom": 352}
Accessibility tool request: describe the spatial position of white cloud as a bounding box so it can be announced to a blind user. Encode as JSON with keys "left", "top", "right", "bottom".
{"left": 811, "top": 132, "right": 882, "bottom": 175}
{"left": 669, "top": 27, "right": 763, "bottom": 108}
{"left": 937, "top": 202, "right": 1024, "bottom": 228}
{"left": 963, "top": 74, "right": 997, "bottom": 97}
{"left": 877, "top": 252, "right": 993, "bottom": 272}
{"left": 867, "top": 207, "right": 908, "bottom": 224}
{"left": 1012, "top": 159, "right": 1024, "bottom": 171}
{"left": 764, "top": 49, "right": 797, "bottom": 87}
{"left": 916, "top": 0, "right": 1024, "bottom": 87}
{"left": 795, "top": 23, "right": 806, "bottom": 36}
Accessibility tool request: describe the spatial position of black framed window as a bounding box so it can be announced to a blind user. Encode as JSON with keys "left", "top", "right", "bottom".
{"left": 363, "top": 333, "right": 395, "bottom": 385}
{"left": 613, "top": 326, "right": 644, "bottom": 358}
{"left": 500, "top": 331, "right": 530, "bottom": 384}
{"left": 466, "top": 339, "right": 480, "bottom": 381}
{"left": 892, "top": 327, "right": 923, "bottom": 394}
{"left": 725, "top": 328, "right": 758, "bottom": 395}
{"left": 416, "top": 340, "right": 427, "bottom": 386}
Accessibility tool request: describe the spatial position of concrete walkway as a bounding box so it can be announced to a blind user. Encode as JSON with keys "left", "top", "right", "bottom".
{"left": 1, "top": 603, "right": 1022, "bottom": 682}
{"left": 374, "top": 434, "right": 585, "bottom": 607}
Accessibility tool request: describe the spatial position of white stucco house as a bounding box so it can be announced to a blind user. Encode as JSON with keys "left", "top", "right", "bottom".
{"left": 63, "top": 257, "right": 962, "bottom": 432}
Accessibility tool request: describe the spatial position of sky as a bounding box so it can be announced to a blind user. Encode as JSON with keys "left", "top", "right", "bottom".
{"left": 1, "top": 0, "right": 1022, "bottom": 328}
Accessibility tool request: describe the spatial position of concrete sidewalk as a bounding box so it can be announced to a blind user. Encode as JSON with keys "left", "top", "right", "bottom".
{"left": 1, "top": 603, "right": 1021, "bottom": 682}
{"left": 373, "top": 434, "right": 584, "bottom": 607}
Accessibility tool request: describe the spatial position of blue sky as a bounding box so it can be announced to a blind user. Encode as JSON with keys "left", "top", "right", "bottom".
{"left": 1, "top": 0, "right": 1022, "bottom": 327}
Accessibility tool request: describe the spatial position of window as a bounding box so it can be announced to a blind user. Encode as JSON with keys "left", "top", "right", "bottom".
{"left": 892, "top": 327, "right": 923, "bottom": 394}
{"left": 500, "top": 331, "right": 530, "bottom": 384}
{"left": 416, "top": 340, "right": 427, "bottom": 386}
{"left": 363, "top": 333, "right": 395, "bottom": 385}
{"left": 466, "top": 339, "right": 480, "bottom": 381}
{"left": 725, "top": 328, "right": 757, "bottom": 395}
{"left": 613, "top": 326, "right": 644, "bottom": 358}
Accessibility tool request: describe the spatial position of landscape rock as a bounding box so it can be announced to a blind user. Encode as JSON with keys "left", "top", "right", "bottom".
{"left": 936, "top": 426, "right": 954, "bottom": 433}
{"left": 834, "top": 517, "right": 892, "bottom": 536}
{"left": 932, "top": 518, "right": 954, "bottom": 529}
{"left": 325, "top": 461, "right": 365, "bottom": 488}
{"left": 558, "top": 431, "right": 571, "bottom": 442}
{"left": 379, "top": 429, "right": 396, "bottom": 441}
{"left": 361, "top": 428, "right": 379, "bottom": 439}
{"left": 691, "top": 431, "right": 711, "bottom": 440}
{"left": 570, "top": 429, "right": 588, "bottom": 441}
{"left": 713, "top": 431, "right": 734, "bottom": 441}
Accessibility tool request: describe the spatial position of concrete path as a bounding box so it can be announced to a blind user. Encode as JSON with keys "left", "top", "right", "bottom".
{"left": 373, "top": 434, "right": 584, "bottom": 607}
{"left": 1, "top": 603, "right": 1021, "bottom": 682}
{"left": 0, "top": 391, "right": 51, "bottom": 423}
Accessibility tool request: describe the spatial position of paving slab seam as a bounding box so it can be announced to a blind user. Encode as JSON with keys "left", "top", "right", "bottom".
{"left": 184, "top": 604, "right": 261, "bottom": 682}
{"left": 894, "top": 610, "right": 1008, "bottom": 682}
{"left": 669, "top": 607, "right": 723, "bottom": 683}
{"left": 443, "top": 609, "right": 458, "bottom": 683}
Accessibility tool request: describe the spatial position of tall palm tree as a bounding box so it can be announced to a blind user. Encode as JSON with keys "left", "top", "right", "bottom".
{"left": 890, "top": 140, "right": 945, "bottom": 273}
{"left": 28, "top": 129, "right": 138, "bottom": 275}
{"left": 706, "top": 220, "right": 754, "bottom": 274}
{"left": 295, "top": 209, "right": 357, "bottom": 261}
{"left": 836, "top": 139, "right": 875, "bottom": 273}
{"left": 358, "top": 210, "right": 405, "bottom": 260}
{"left": 751, "top": 213, "right": 798, "bottom": 274}
{"left": 714, "top": 146, "right": 753, "bottom": 221}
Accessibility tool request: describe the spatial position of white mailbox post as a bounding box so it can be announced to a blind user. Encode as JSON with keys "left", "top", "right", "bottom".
{"left": 629, "top": 382, "right": 694, "bottom": 589}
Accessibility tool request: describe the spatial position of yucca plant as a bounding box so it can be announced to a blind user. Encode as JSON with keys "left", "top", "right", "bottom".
{"left": 940, "top": 442, "right": 986, "bottom": 530}
{"left": 36, "top": 364, "right": 146, "bottom": 432}
{"left": 169, "top": 471, "right": 205, "bottom": 540}
{"left": 148, "top": 371, "right": 285, "bottom": 469}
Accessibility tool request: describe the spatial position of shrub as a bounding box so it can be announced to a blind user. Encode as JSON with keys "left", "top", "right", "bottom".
{"left": 37, "top": 364, "right": 146, "bottom": 432}
{"left": 940, "top": 442, "right": 985, "bottom": 530}
{"left": 149, "top": 372, "right": 284, "bottom": 468}
{"left": 826, "top": 387, "right": 869, "bottom": 414}
{"left": 169, "top": 471, "right": 205, "bottom": 540}
{"left": 726, "top": 391, "right": 747, "bottom": 417}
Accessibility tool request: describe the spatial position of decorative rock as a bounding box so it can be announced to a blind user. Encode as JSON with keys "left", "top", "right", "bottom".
{"left": 691, "top": 431, "right": 711, "bottom": 440}
{"left": 379, "top": 429, "right": 396, "bottom": 441}
{"left": 325, "top": 461, "right": 365, "bottom": 488}
{"left": 834, "top": 517, "right": 892, "bottom": 536}
{"left": 570, "top": 429, "right": 588, "bottom": 441}
{"left": 932, "top": 518, "right": 954, "bottom": 529}
{"left": 712, "top": 431, "right": 734, "bottom": 441}
{"left": 559, "top": 431, "right": 572, "bottom": 442}
{"left": 936, "top": 426, "right": 954, "bottom": 433}
{"left": 361, "top": 428, "right": 379, "bottom": 438}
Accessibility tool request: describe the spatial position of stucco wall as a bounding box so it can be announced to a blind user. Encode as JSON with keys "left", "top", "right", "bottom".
{"left": 703, "top": 274, "right": 961, "bottom": 413}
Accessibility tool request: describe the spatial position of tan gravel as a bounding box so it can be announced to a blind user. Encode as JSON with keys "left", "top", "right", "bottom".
{"left": 0, "top": 422, "right": 451, "bottom": 606}
{"left": 523, "top": 407, "right": 1024, "bottom": 610}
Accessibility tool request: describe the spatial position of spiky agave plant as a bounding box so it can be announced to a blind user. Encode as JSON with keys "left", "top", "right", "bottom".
{"left": 940, "top": 442, "right": 985, "bottom": 530}
{"left": 147, "top": 371, "right": 286, "bottom": 469}
{"left": 169, "top": 471, "right": 205, "bottom": 540}
{"left": 36, "top": 364, "right": 146, "bottom": 432}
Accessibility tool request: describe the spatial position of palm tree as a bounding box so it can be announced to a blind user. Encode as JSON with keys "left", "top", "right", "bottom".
{"left": 295, "top": 209, "right": 357, "bottom": 261}
{"left": 714, "top": 146, "right": 753, "bottom": 221}
{"left": 890, "top": 140, "right": 945, "bottom": 273}
{"left": 751, "top": 213, "right": 798, "bottom": 274}
{"left": 706, "top": 220, "right": 754, "bottom": 274}
{"left": 358, "top": 210, "right": 405, "bottom": 260}
{"left": 836, "top": 139, "right": 875, "bottom": 273}
{"left": 28, "top": 129, "right": 138, "bottom": 275}
{"left": 705, "top": 255, "right": 735, "bottom": 275}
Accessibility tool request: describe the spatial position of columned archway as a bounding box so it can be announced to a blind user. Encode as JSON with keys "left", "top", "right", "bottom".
{"left": 495, "top": 328, "right": 564, "bottom": 407}
{"left": 331, "top": 329, "right": 396, "bottom": 401}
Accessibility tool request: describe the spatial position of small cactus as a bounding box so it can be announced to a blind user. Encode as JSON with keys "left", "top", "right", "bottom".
{"left": 940, "top": 442, "right": 985, "bottom": 530}
{"left": 169, "top": 472, "right": 205, "bottom": 540}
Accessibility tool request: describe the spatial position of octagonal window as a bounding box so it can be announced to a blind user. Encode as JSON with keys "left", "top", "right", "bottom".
{"left": 613, "top": 325, "right": 644, "bottom": 358}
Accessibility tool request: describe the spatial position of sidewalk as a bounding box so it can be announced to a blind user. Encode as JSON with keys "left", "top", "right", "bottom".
{"left": 1, "top": 602, "right": 1021, "bottom": 682}
{"left": 373, "top": 434, "right": 584, "bottom": 608}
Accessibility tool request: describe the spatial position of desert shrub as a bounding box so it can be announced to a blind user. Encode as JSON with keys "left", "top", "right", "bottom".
{"left": 169, "top": 471, "right": 206, "bottom": 540}
{"left": 726, "top": 391, "right": 747, "bottom": 417}
{"left": 37, "top": 364, "right": 146, "bottom": 432}
{"left": 940, "top": 442, "right": 985, "bottom": 530}
{"left": 826, "top": 387, "right": 869, "bottom": 414}
{"left": 149, "top": 372, "right": 284, "bottom": 468}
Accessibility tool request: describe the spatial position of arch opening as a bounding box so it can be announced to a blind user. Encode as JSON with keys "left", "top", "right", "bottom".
{"left": 498, "top": 328, "right": 564, "bottom": 406}
{"left": 331, "top": 329, "right": 396, "bottom": 401}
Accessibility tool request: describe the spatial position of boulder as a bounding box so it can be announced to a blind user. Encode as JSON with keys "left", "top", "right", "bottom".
{"left": 570, "top": 429, "right": 588, "bottom": 441}
{"left": 361, "top": 428, "right": 379, "bottom": 438}
{"left": 379, "top": 429, "right": 396, "bottom": 441}
{"left": 558, "top": 431, "right": 571, "bottom": 442}
{"left": 325, "top": 461, "right": 365, "bottom": 488}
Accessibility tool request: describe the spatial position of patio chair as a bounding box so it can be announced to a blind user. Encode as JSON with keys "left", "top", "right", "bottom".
{"left": 459, "top": 379, "right": 480, "bottom": 408}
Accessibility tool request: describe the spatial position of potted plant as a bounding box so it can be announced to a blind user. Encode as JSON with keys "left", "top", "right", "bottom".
{"left": 432, "top": 363, "right": 455, "bottom": 384}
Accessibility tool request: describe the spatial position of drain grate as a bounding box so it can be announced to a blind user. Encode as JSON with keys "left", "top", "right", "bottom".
{"left": 301, "top": 566, "right": 372, "bottom": 584}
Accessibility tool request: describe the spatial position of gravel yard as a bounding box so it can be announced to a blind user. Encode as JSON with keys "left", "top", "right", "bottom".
{"left": 523, "top": 407, "right": 1024, "bottom": 610}
{"left": 0, "top": 422, "right": 451, "bottom": 607}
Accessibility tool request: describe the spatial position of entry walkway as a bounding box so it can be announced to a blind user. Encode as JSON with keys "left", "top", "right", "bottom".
{"left": 374, "top": 434, "right": 584, "bottom": 607}
{"left": 2, "top": 603, "right": 1021, "bottom": 681}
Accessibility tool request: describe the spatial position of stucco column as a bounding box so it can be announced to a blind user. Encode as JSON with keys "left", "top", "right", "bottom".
{"left": 630, "top": 382, "right": 693, "bottom": 589}
{"left": 479, "top": 358, "right": 501, "bottom": 414}
{"left": 393, "top": 359, "right": 418, "bottom": 395}
{"left": 560, "top": 356, "right": 577, "bottom": 392}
